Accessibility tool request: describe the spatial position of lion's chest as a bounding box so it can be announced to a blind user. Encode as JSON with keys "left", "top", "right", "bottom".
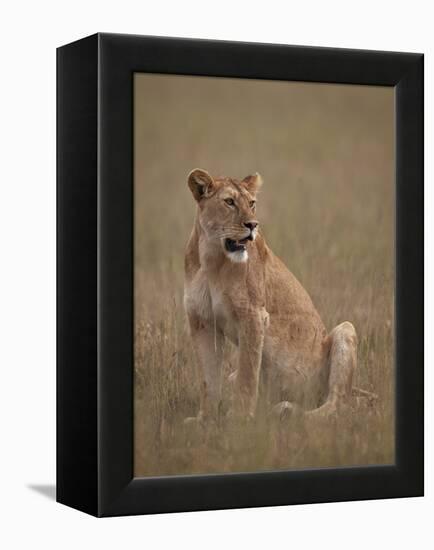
{"left": 184, "top": 270, "right": 238, "bottom": 343}
{"left": 209, "top": 286, "right": 239, "bottom": 341}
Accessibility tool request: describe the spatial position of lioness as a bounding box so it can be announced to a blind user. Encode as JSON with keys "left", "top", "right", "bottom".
{"left": 184, "top": 169, "right": 357, "bottom": 421}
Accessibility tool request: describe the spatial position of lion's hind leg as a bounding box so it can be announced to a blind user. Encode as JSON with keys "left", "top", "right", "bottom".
{"left": 306, "top": 321, "right": 357, "bottom": 418}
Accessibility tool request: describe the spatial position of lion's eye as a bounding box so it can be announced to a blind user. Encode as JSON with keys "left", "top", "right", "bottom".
{"left": 250, "top": 201, "right": 256, "bottom": 209}
{"left": 224, "top": 198, "right": 235, "bottom": 206}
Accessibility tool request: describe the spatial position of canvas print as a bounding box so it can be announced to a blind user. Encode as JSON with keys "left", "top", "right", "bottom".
{"left": 134, "top": 74, "right": 394, "bottom": 477}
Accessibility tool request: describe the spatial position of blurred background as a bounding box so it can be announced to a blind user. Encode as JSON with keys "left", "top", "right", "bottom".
{"left": 134, "top": 73, "right": 395, "bottom": 477}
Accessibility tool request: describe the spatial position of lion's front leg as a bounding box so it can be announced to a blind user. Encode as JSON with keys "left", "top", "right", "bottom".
{"left": 188, "top": 319, "right": 224, "bottom": 422}
{"left": 235, "top": 310, "right": 266, "bottom": 418}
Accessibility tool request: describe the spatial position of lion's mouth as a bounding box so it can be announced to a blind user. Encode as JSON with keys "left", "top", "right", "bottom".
{"left": 224, "top": 235, "right": 252, "bottom": 253}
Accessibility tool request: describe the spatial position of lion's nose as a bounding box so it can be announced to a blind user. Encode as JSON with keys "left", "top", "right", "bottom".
{"left": 244, "top": 221, "right": 258, "bottom": 231}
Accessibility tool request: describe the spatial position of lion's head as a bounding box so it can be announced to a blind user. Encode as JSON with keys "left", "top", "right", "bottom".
{"left": 188, "top": 169, "right": 263, "bottom": 263}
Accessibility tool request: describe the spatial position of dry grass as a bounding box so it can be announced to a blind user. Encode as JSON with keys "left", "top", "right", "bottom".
{"left": 134, "top": 74, "right": 395, "bottom": 477}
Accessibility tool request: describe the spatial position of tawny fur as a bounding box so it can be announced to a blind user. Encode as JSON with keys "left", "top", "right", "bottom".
{"left": 184, "top": 169, "right": 358, "bottom": 420}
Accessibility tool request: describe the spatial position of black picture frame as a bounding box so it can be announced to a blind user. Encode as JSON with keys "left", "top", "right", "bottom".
{"left": 57, "top": 33, "right": 424, "bottom": 517}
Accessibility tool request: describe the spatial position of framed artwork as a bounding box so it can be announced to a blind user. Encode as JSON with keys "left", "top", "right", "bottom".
{"left": 57, "top": 33, "right": 423, "bottom": 516}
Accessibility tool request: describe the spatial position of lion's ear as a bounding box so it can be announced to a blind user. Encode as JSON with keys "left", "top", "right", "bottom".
{"left": 242, "top": 173, "right": 263, "bottom": 195}
{"left": 188, "top": 169, "right": 215, "bottom": 201}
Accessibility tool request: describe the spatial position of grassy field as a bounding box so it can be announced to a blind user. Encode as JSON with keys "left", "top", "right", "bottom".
{"left": 134, "top": 74, "right": 395, "bottom": 477}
